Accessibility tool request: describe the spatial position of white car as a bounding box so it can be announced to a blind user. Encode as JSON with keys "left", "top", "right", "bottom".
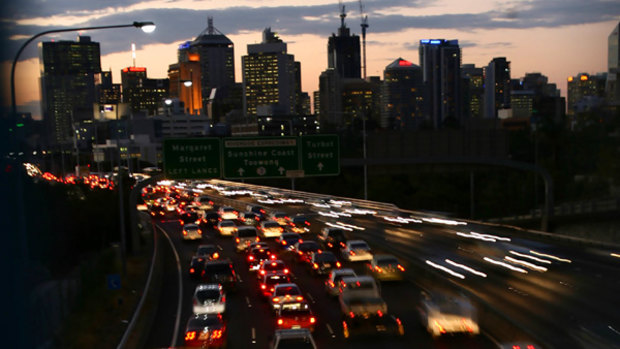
{"left": 419, "top": 291, "right": 480, "bottom": 338}
{"left": 270, "top": 283, "right": 304, "bottom": 310}
{"left": 260, "top": 221, "right": 284, "bottom": 238}
{"left": 192, "top": 284, "right": 226, "bottom": 315}
{"left": 341, "top": 240, "right": 373, "bottom": 262}
{"left": 325, "top": 268, "right": 356, "bottom": 296}
{"left": 217, "top": 220, "right": 237, "bottom": 236}
{"left": 182, "top": 223, "right": 203, "bottom": 241}
{"left": 269, "top": 211, "right": 290, "bottom": 226}
{"left": 218, "top": 206, "right": 239, "bottom": 220}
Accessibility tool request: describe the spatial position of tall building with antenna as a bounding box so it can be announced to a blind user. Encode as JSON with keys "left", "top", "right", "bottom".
{"left": 187, "top": 17, "right": 237, "bottom": 119}
{"left": 328, "top": 2, "right": 361, "bottom": 79}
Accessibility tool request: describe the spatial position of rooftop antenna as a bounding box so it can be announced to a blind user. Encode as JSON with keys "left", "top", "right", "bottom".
{"left": 131, "top": 43, "right": 136, "bottom": 67}
{"left": 359, "top": 0, "right": 368, "bottom": 79}
{"left": 208, "top": 16, "right": 214, "bottom": 35}
{"left": 339, "top": 0, "right": 346, "bottom": 28}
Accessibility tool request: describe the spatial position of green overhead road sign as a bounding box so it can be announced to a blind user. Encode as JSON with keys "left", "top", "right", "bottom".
{"left": 163, "top": 138, "right": 221, "bottom": 179}
{"left": 223, "top": 137, "right": 299, "bottom": 179}
{"left": 301, "top": 134, "right": 340, "bottom": 176}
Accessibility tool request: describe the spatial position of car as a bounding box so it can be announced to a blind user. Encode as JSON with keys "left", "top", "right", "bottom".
{"left": 318, "top": 227, "right": 347, "bottom": 250}
{"left": 189, "top": 256, "right": 207, "bottom": 280}
{"left": 218, "top": 206, "right": 239, "bottom": 220}
{"left": 200, "top": 211, "right": 220, "bottom": 229}
{"left": 269, "top": 328, "right": 317, "bottom": 349}
{"left": 192, "top": 283, "right": 226, "bottom": 315}
{"left": 257, "top": 259, "right": 289, "bottom": 279}
{"left": 341, "top": 240, "right": 373, "bottom": 262}
{"left": 239, "top": 211, "right": 261, "bottom": 226}
{"left": 234, "top": 226, "right": 260, "bottom": 252}
{"left": 196, "top": 244, "right": 220, "bottom": 260}
{"left": 289, "top": 215, "right": 311, "bottom": 234}
{"left": 292, "top": 240, "right": 322, "bottom": 263}
{"left": 184, "top": 314, "right": 227, "bottom": 348}
{"left": 194, "top": 195, "right": 214, "bottom": 210}
{"left": 325, "top": 268, "right": 357, "bottom": 296}
{"left": 259, "top": 272, "right": 291, "bottom": 297}
{"left": 309, "top": 251, "right": 341, "bottom": 275}
{"left": 275, "top": 302, "right": 316, "bottom": 332}
{"left": 201, "top": 259, "right": 237, "bottom": 292}
{"left": 418, "top": 291, "right": 480, "bottom": 338}
{"left": 269, "top": 211, "right": 290, "bottom": 226}
{"left": 182, "top": 223, "right": 203, "bottom": 241}
{"left": 497, "top": 343, "right": 540, "bottom": 349}
{"left": 259, "top": 221, "right": 285, "bottom": 239}
{"left": 270, "top": 283, "right": 304, "bottom": 310}
{"left": 217, "top": 220, "right": 237, "bottom": 236}
{"left": 246, "top": 204, "right": 268, "bottom": 220}
{"left": 179, "top": 209, "right": 200, "bottom": 226}
{"left": 366, "top": 254, "right": 406, "bottom": 281}
{"left": 342, "top": 312, "right": 405, "bottom": 339}
{"left": 277, "top": 232, "right": 302, "bottom": 251}
{"left": 247, "top": 246, "right": 277, "bottom": 271}
{"left": 148, "top": 204, "right": 166, "bottom": 218}
{"left": 247, "top": 241, "right": 269, "bottom": 252}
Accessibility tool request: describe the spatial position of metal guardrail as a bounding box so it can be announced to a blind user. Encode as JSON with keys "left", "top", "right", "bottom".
{"left": 489, "top": 198, "right": 619, "bottom": 223}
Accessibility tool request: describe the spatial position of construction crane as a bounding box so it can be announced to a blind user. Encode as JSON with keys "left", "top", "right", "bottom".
{"left": 359, "top": 0, "right": 369, "bottom": 79}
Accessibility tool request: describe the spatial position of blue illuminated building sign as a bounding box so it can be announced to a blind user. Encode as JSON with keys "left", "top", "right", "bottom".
{"left": 178, "top": 41, "right": 191, "bottom": 50}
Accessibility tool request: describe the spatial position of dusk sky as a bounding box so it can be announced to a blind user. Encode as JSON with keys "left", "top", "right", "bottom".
{"left": 1, "top": 0, "right": 619, "bottom": 119}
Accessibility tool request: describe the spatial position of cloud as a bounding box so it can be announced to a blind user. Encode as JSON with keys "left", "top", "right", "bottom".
{"left": 1, "top": 0, "right": 618, "bottom": 62}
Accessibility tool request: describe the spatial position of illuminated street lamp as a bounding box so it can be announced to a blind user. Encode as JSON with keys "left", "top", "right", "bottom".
{"left": 10, "top": 21, "right": 156, "bottom": 116}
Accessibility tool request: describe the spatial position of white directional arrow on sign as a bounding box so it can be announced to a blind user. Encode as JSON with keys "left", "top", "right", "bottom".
{"left": 317, "top": 162, "right": 324, "bottom": 171}
{"left": 278, "top": 167, "right": 285, "bottom": 175}
{"left": 238, "top": 168, "right": 245, "bottom": 176}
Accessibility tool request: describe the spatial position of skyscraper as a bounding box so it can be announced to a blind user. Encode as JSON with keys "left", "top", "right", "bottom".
{"left": 567, "top": 73, "right": 607, "bottom": 115}
{"left": 382, "top": 58, "right": 426, "bottom": 129}
{"left": 461, "top": 64, "right": 484, "bottom": 120}
{"left": 39, "top": 36, "right": 101, "bottom": 145}
{"left": 121, "top": 67, "right": 170, "bottom": 115}
{"left": 188, "top": 17, "right": 237, "bottom": 116}
{"left": 419, "top": 39, "right": 462, "bottom": 128}
{"left": 168, "top": 51, "right": 202, "bottom": 115}
{"left": 242, "top": 28, "right": 298, "bottom": 118}
{"left": 328, "top": 10, "right": 361, "bottom": 79}
{"left": 484, "top": 57, "right": 511, "bottom": 119}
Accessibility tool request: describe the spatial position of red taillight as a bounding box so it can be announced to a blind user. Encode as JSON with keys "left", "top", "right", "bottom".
{"left": 336, "top": 262, "right": 341, "bottom": 268}
{"left": 349, "top": 312, "right": 355, "bottom": 318}
{"left": 260, "top": 270, "right": 265, "bottom": 275}
{"left": 397, "top": 264, "right": 405, "bottom": 272}
{"left": 327, "top": 242, "right": 333, "bottom": 248}
{"left": 256, "top": 236, "right": 260, "bottom": 242}
{"left": 248, "top": 255, "right": 255, "bottom": 261}
{"left": 270, "top": 254, "right": 276, "bottom": 260}
{"left": 296, "top": 296, "right": 303, "bottom": 301}
{"left": 284, "top": 268, "right": 289, "bottom": 274}
{"left": 313, "top": 263, "right": 319, "bottom": 269}
{"left": 235, "top": 238, "right": 240, "bottom": 243}
{"left": 305, "top": 221, "right": 310, "bottom": 226}
{"left": 189, "top": 268, "right": 195, "bottom": 274}
{"left": 377, "top": 310, "right": 383, "bottom": 317}
{"left": 197, "top": 229, "right": 202, "bottom": 235}
{"left": 396, "top": 318, "right": 402, "bottom": 325}
{"left": 261, "top": 284, "right": 266, "bottom": 289}
{"left": 213, "top": 252, "right": 219, "bottom": 259}
{"left": 185, "top": 331, "right": 196, "bottom": 341}
{"left": 277, "top": 318, "right": 283, "bottom": 325}
{"left": 211, "top": 329, "right": 222, "bottom": 339}
{"left": 183, "top": 231, "right": 188, "bottom": 235}
{"left": 310, "top": 316, "right": 316, "bottom": 324}
{"left": 349, "top": 250, "right": 355, "bottom": 255}
{"left": 282, "top": 241, "right": 287, "bottom": 245}
{"left": 273, "top": 297, "right": 280, "bottom": 303}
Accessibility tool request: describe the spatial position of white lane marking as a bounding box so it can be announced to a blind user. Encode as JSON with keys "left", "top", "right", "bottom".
{"left": 217, "top": 244, "right": 224, "bottom": 251}
{"left": 326, "top": 323, "right": 335, "bottom": 338}
{"left": 251, "top": 327, "right": 256, "bottom": 344}
{"left": 157, "top": 225, "right": 183, "bottom": 347}
{"left": 306, "top": 292, "right": 315, "bottom": 303}
{"left": 237, "top": 274, "right": 243, "bottom": 283}
{"left": 246, "top": 296, "right": 252, "bottom": 308}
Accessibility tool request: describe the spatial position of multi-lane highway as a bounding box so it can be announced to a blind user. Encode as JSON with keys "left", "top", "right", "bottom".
{"left": 141, "top": 180, "right": 620, "bottom": 349}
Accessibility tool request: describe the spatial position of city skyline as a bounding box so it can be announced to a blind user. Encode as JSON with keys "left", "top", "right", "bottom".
{"left": 1, "top": 0, "right": 619, "bottom": 119}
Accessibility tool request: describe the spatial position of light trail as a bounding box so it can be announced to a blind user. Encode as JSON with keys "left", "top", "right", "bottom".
{"left": 445, "top": 259, "right": 487, "bottom": 277}
{"left": 425, "top": 260, "right": 466, "bottom": 279}
{"left": 530, "top": 250, "right": 572, "bottom": 263}
{"left": 483, "top": 257, "right": 528, "bottom": 274}
{"left": 505, "top": 256, "right": 548, "bottom": 272}
{"left": 509, "top": 250, "right": 552, "bottom": 264}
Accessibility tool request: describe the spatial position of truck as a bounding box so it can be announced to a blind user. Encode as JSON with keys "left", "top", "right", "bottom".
{"left": 338, "top": 276, "right": 404, "bottom": 339}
